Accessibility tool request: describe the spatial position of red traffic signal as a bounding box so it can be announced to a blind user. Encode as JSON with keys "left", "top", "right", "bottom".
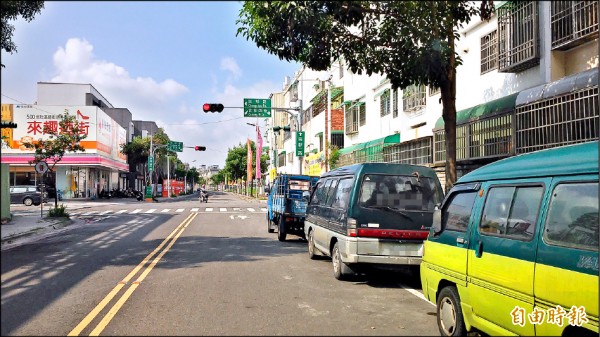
{"left": 203, "top": 103, "right": 224, "bottom": 113}
{"left": 195, "top": 146, "right": 206, "bottom": 151}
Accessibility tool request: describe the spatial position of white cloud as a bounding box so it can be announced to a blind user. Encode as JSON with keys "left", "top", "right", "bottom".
{"left": 220, "top": 57, "right": 242, "bottom": 80}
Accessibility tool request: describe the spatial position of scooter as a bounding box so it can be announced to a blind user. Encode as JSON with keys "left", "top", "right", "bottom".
{"left": 200, "top": 190, "right": 209, "bottom": 203}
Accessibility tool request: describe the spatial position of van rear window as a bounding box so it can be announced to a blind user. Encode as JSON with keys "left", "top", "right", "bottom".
{"left": 358, "top": 174, "right": 442, "bottom": 211}
{"left": 288, "top": 180, "right": 311, "bottom": 191}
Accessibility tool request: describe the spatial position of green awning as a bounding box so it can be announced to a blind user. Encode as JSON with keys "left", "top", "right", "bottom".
{"left": 279, "top": 150, "right": 286, "bottom": 155}
{"left": 349, "top": 101, "right": 365, "bottom": 109}
{"left": 311, "top": 89, "right": 327, "bottom": 103}
{"left": 331, "top": 130, "right": 344, "bottom": 135}
{"left": 336, "top": 100, "right": 353, "bottom": 109}
{"left": 374, "top": 88, "right": 390, "bottom": 99}
{"left": 338, "top": 133, "right": 401, "bottom": 155}
{"left": 330, "top": 86, "right": 344, "bottom": 100}
{"left": 338, "top": 142, "right": 362, "bottom": 155}
{"left": 315, "top": 132, "right": 323, "bottom": 137}
{"left": 434, "top": 92, "right": 519, "bottom": 129}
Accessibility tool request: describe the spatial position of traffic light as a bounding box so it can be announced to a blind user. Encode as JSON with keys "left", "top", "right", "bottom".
{"left": 195, "top": 146, "right": 206, "bottom": 151}
{"left": 0, "top": 121, "right": 17, "bottom": 128}
{"left": 271, "top": 126, "right": 290, "bottom": 132}
{"left": 202, "top": 103, "right": 224, "bottom": 113}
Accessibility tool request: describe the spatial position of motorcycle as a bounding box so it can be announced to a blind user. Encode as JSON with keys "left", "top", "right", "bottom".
{"left": 200, "top": 189, "right": 209, "bottom": 203}
{"left": 134, "top": 190, "right": 144, "bottom": 201}
{"left": 99, "top": 188, "right": 112, "bottom": 199}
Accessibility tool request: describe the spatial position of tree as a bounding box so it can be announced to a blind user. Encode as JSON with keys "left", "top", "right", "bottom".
{"left": 223, "top": 140, "right": 268, "bottom": 183}
{"left": 22, "top": 113, "right": 86, "bottom": 209}
{"left": 237, "top": 1, "right": 494, "bottom": 190}
{"left": 1, "top": 1, "right": 45, "bottom": 68}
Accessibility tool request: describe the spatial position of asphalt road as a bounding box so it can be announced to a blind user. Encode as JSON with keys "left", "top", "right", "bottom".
{"left": 1, "top": 191, "right": 439, "bottom": 336}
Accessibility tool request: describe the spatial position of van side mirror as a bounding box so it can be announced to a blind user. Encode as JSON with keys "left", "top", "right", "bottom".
{"left": 431, "top": 207, "right": 443, "bottom": 235}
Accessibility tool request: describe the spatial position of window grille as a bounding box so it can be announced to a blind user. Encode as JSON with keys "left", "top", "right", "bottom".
{"left": 433, "top": 130, "right": 446, "bottom": 163}
{"left": 359, "top": 104, "right": 366, "bottom": 126}
{"left": 515, "top": 86, "right": 599, "bottom": 154}
{"left": 380, "top": 89, "right": 391, "bottom": 116}
{"left": 338, "top": 153, "right": 355, "bottom": 167}
{"left": 481, "top": 30, "right": 498, "bottom": 74}
{"left": 498, "top": 1, "right": 539, "bottom": 73}
{"left": 403, "top": 84, "right": 427, "bottom": 113}
{"left": 392, "top": 89, "right": 399, "bottom": 118}
{"left": 287, "top": 152, "right": 293, "bottom": 163}
{"left": 384, "top": 137, "right": 432, "bottom": 165}
{"left": 468, "top": 114, "right": 513, "bottom": 159}
{"left": 303, "top": 106, "right": 312, "bottom": 125}
{"left": 331, "top": 134, "right": 344, "bottom": 149}
{"left": 429, "top": 86, "right": 440, "bottom": 96}
{"left": 277, "top": 153, "right": 286, "bottom": 167}
{"left": 551, "top": 1, "right": 598, "bottom": 50}
{"left": 345, "top": 105, "right": 358, "bottom": 134}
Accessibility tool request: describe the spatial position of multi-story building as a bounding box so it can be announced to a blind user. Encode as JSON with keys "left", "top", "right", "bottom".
{"left": 268, "top": 1, "right": 599, "bottom": 189}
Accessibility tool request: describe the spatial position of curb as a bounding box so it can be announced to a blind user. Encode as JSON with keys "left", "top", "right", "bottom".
{"left": 1, "top": 217, "right": 83, "bottom": 251}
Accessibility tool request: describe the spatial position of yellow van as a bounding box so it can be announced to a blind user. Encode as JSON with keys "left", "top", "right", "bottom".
{"left": 421, "top": 141, "right": 598, "bottom": 336}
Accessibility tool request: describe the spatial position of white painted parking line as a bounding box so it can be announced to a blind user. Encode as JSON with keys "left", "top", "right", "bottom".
{"left": 99, "top": 210, "right": 112, "bottom": 215}
{"left": 206, "top": 208, "right": 213, "bottom": 212}
{"left": 161, "top": 209, "right": 170, "bottom": 213}
{"left": 176, "top": 209, "right": 184, "bottom": 213}
{"left": 399, "top": 285, "right": 434, "bottom": 306}
{"left": 145, "top": 209, "right": 156, "bottom": 213}
{"left": 130, "top": 209, "right": 142, "bottom": 214}
{"left": 191, "top": 208, "right": 199, "bottom": 212}
{"left": 247, "top": 208, "right": 256, "bottom": 212}
{"left": 115, "top": 210, "right": 128, "bottom": 214}
{"left": 260, "top": 208, "right": 267, "bottom": 212}
{"left": 80, "top": 211, "right": 97, "bottom": 215}
{"left": 220, "top": 208, "right": 227, "bottom": 212}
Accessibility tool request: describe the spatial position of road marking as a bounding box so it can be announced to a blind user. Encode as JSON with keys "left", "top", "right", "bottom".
{"left": 237, "top": 215, "right": 248, "bottom": 220}
{"left": 233, "top": 207, "right": 241, "bottom": 211}
{"left": 260, "top": 208, "right": 267, "bottom": 212}
{"left": 206, "top": 208, "right": 213, "bottom": 212}
{"left": 230, "top": 215, "right": 234, "bottom": 219}
{"left": 399, "top": 285, "right": 434, "bottom": 306}
{"left": 80, "top": 211, "right": 97, "bottom": 215}
{"left": 69, "top": 213, "right": 198, "bottom": 336}
{"left": 161, "top": 209, "right": 170, "bottom": 213}
{"left": 130, "top": 209, "right": 142, "bottom": 214}
{"left": 98, "top": 210, "right": 112, "bottom": 215}
{"left": 190, "top": 208, "right": 199, "bottom": 212}
{"left": 145, "top": 209, "right": 156, "bottom": 213}
{"left": 220, "top": 208, "right": 227, "bottom": 212}
{"left": 247, "top": 208, "right": 255, "bottom": 212}
{"left": 176, "top": 209, "right": 184, "bottom": 213}
{"left": 115, "top": 210, "right": 128, "bottom": 214}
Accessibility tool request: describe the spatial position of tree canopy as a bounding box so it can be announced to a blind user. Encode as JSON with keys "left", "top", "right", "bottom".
{"left": 1, "top": 1, "right": 45, "bottom": 68}
{"left": 223, "top": 141, "right": 268, "bottom": 182}
{"left": 237, "top": 1, "right": 494, "bottom": 190}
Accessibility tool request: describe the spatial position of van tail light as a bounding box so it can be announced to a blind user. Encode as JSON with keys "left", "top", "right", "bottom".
{"left": 347, "top": 217, "right": 357, "bottom": 237}
{"left": 356, "top": 229, "right": 429, "bottom": 240}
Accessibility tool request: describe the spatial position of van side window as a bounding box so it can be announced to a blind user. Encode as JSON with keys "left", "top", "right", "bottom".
{"left": 544, "top": 182, "right": 598, "bottom": 251}
{"left": 324, "top": 179, "right": 340, "bottom": 206}
{"left": 309, "top": 181, "right": 324, "bottom": 205}
{"left": 331, "top": 178, "right": 353, "bottom": 210}
{"left": 480, "top": 186, "right": 543, "bottom": 241}
{"left": 316, "top": 179, "right": 334, "bottom": 206}
{"left": 443, "top": 191, "right": 477, "bottom": 232}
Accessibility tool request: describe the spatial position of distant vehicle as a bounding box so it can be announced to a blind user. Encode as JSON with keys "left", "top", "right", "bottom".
{"left": 266, "top": 174, "right": 319, "bottom": 241}
{"left": 200, "top": 189, "right": 209, "bottom": 203}
{"left": 10, "top": 185, "right": 48, "bottom": 206}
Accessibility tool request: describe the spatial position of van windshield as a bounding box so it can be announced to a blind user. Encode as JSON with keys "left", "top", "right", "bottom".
{"left": 359, "top": 174, "right": 443, "bottom": 211}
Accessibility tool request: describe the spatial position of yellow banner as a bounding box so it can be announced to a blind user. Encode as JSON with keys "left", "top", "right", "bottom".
{"left": 303, "top": 151, "right": 325, "bottom": 176}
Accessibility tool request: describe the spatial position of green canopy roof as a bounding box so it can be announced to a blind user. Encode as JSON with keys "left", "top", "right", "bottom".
{"left": 338, "top": 133, "right": 401, "bottom": 155}
{"left": 330, "top": 86, "right": 344, "bottom": 100}
{"left": 434, "top": 92, "right": 519, "bottom": 129}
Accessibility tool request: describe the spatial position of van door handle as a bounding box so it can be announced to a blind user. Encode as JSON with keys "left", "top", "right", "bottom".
{"left": 475, "top": 241, "right": 483, "bottom": 258}
{"left": 456, "top": 237, "right": 466, "bottom": 245}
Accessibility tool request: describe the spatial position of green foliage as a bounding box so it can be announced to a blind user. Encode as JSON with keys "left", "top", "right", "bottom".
{"left": 48, "top": 204, "right": 69, "bottom": 218}
{"left": 1, "top": 1, "right": 44, "bottom": 67}
{"left": 329, "top": 145, "right": 340, "bottom": 170}
{"left": 237, "top": 1, "right": 494, "bottom": 189}
{"left": 120, "top": 136, "right": 150, "bottom": 167}
{"left": 223, "top": 140, "right": 268, "bottom": 182}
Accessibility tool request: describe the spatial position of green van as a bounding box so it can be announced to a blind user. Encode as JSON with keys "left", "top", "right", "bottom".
{"left": 304, "top": 163, "right": 444, "bottom": 280}
{"left": 421, "top": 141, "right": 598, "bottom": 336}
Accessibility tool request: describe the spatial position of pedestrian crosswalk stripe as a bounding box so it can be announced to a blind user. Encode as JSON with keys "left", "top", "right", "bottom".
{"left": 161, "top": 209, "right": 170, "bottom": 213}
{"left": 115, "top": 210, "right": 128, "bottom": 214}
{"left": 233, "top": 208, "right": 241, "bottom": 211}
{"left": 99, "top": 210, "right": 112, "bottom": 215}
{"left": 131, "top": 209, "right": 142, "bottom": 214}
{"left": 220, "top": 208, "right": 227, "bottom": 212}
{"left": 145, "top": 209, "right": 156, "bottom": 213}
{"left": 260, "top": 208, "right": 267, "bottom": 212}
{"left": 81, "top": 211, "right": 97, "bottom": 215}
{"left": 191, "top": 208, "right": 199, "bottom": 212}
{"left": 206, "top": 208, "right": 213, "bottom": 212}
{"left": 176, "top": 209, "right": 184, "bottom": 213}
{"left": 70, "top": 212, "right": 80, "bottom": 216}
{"left": 247, "top": 208, "right": 255, "bottom": 212}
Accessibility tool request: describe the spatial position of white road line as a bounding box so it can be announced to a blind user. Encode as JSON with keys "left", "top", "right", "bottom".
{"left": 99, "top": 210, "right": 112, "bottom": 215}
{"left": 247, "top": 208, "right": 256, "bottom": 212}
{"left": 80, "top": 211, "right": 97, "bottom": 215}
{"left": 161, "top": 209, "right": 170, "bottom": 213}
{"left": 220, "top": 208, "right": 227, "bottom": 212}
{"left": 70, "top": 212, "right": 80, "bottom": 216}
{"left": 233, "top": 207, "right": 241, "bottom": 211}
{"left": 130, "top": 209, "right": 142, "bottom": 214}
{"left": 260, "top": 208, "right": 267, "bottom": 212}
{"left": 115, "top": 210, "right": 128, "bottom": 214}
{"left": 191, "top": 208, "right": 199, "bottom": 212}
{"left": 145, "top": 209, "right": 156, "bottom": 213}
{"left": 206, "top": 208, "right": 213, "bottom": 212}
{"left": 176, "top": 209, "right": 184, "bottom": 213}
{"left": 400, "top": 285, "right": 435, "bottom": 306}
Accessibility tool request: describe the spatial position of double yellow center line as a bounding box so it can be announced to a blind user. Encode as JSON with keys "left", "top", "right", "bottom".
{"left": 68, "top": 212, "right": 198, "bottom": 336}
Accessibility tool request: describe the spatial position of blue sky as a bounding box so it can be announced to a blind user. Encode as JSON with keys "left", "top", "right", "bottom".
{"left": 1, "top": 1, "right": 300, "bottom": 168}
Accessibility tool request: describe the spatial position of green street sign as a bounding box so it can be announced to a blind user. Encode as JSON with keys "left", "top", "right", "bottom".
{"left": 296, "top": 131, "right": 305, "bottom": 157}
{"left": 145, "top": 185, "right": 153, "bottom": 199}
{"left": 244, "top": 98, "right": 271, "bottom": 117}
{"left": 148, "top": 156, "right": 155, "bottom": 171}
{"left": 168, "top": 141, "right": 183, "bottom": 152}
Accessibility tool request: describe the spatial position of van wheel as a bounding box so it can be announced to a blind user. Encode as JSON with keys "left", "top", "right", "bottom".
{"left": 436, "top": 286, "right": 466, "bottom": 336}
{"left": 23, "top": 197, "right": 33, "bottom": 206}
{"left": 267, "top": 214, "right": 274, "bottom": 233}
{"left": 332, "top": 242, "right": 353, "bottom": 280}
{"left": 277, "top": 216, "right": 286, "bottom": 241}
{"left": 308, "top": 230, "right": 318, "bottom": 260}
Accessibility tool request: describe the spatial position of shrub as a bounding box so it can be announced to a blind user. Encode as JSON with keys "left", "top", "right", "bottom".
{"left": 48, "top": 204, "right": 69, "bottom": 217}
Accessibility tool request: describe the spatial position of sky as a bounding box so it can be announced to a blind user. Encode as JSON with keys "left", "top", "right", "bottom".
{"left": 0, "top": 1, "right": 300, "bottom": 169}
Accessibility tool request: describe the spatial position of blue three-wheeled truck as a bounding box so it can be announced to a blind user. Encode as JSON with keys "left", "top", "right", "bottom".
{"left": 266, "top": 174, "right": 319, "bottom": 241}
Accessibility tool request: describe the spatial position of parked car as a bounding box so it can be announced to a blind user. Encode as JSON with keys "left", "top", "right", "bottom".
{"left": 304, "top": 163, "right": 444, "bottom": 280}
{"left": 421, "top": 141, "right": 598, "bottom": 336}
{"left": 10, "top": 185, "right": 48, "bottom": 206}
